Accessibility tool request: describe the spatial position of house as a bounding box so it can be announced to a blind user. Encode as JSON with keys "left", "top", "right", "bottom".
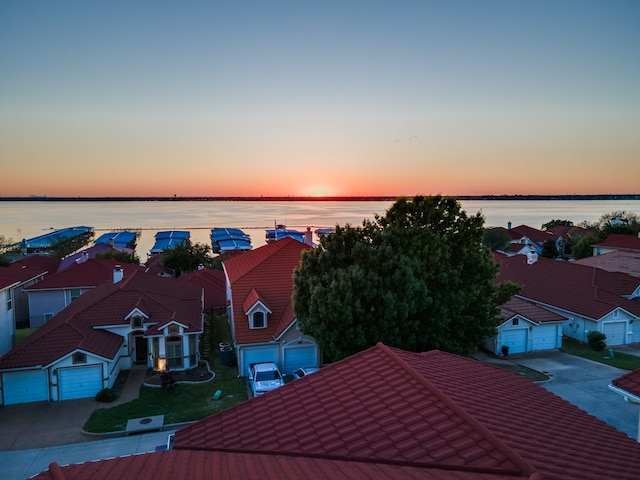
{"left": 593, "top": 233, "right": 640, "bottom": 256}
{"left": 178, "top": 266, "right": 226, "bottom": 314}
{"left": 222, "top": 237, "right": 316, "bottom": 376}
{"left": 0, "top": 255, "right": 61, "bottom": 355}
{"left": 32, "top": 343, "right": 640, "bottom": 479}
{"left": 504, "top": 224, "right": 554, "bottom": 255}
{"left": 610, "top": 368, "right": 640, "bottom": 441}
{"left": 484, "top": 296, "right": 565, "bottom": 355}
{"left": 25, "top": 258, "right": 144, "bottom": 327}
{"left": 495, "top": 253, "right": 640, "bottom": 345}
{"left": 57, "top": 243, "right": 133, "bottom": 271}
{"left": 0, "top": 269, "right": 203, "bottom": 405}
{"left": 575, "top": 250, "right": 640, "bottom": 278}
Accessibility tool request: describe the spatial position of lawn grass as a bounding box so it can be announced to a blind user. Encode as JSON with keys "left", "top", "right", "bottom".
{"left": 561, "top": 336, "right": 640, "bottom": 371}
{"left": 83, "top": 313, "right": 248, "bottom": 433}
{"left": 15, "top": 328, "right": 37, "bottom": 344}
{"left": 492, "top": 363, "right": 550, "bottom": 382}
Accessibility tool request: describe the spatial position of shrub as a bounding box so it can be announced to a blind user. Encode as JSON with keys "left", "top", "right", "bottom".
{"left": 587, "top": 331, "right": 607, "bottom": 352}
{"left": 95, "top": 388, "right": 117, "bottom": 403}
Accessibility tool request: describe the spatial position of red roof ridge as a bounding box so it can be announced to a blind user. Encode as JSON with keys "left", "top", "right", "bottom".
{"left": 377, "top": 344, "right": 537, "bottom": 477}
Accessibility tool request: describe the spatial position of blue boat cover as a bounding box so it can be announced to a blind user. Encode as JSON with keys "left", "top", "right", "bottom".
{"left": 94, "top": 231, "right": 138, "bottom": 248}
{"left": 150, "top": 231, "right": 190, "bottom": 254}
{"left": 23, "top": 226, "right": 94, "bottom": 249}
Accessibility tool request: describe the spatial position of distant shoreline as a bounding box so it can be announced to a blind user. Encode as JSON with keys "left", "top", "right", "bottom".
{"left": 0, "top": 194, "right": 639, "bottom": 202}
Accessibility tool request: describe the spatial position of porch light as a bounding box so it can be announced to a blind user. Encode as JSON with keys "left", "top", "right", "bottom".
{"left": 158, "top": 357, "right": 167, "bottom": 371}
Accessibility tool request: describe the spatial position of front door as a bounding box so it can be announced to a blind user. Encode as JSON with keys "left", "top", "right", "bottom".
{"left": 134, "top": 334, "right": 148, "bottom": 364}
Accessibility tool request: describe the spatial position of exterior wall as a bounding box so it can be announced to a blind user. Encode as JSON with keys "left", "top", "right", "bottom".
{"left": 563, "top": 313, "right": 598, "bottom": 343}
{"left": 148, "top": 329, "right": 200, "bottom": 372}
{"left": 28, "top": 290, "right": 66, "bottom": 327}
{"left": 0, "top": 286, "right": 15, "bottom": 357}
{"left": 485, "top": 319, "right": 562, "bottom": 355}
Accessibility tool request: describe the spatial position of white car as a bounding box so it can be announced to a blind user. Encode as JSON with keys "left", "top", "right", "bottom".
{"left": 249, "top": 362, "right": 285, "bottom": 396}
{"left": 292, "top": 367, "right": 320, "bottom": 380}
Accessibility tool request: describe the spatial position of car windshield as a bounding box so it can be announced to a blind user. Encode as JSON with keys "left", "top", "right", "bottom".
{"left": 256, "top": 370, "right": 281, "bottom": 382}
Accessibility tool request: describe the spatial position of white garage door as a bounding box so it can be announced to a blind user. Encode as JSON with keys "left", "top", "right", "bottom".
{"left": 3, "top": 370, "right": 49, "bottom": 405}
{"left": 58, "top": 366, "right": 103, "bottom": 401}
{"left": 242, "top": 346, "right": 279, "bottom": 377}
{"left": 283, "top": 345, "right": 317, "bottom": 374}
{"left": 532, "top": 324, "right": 559, "bottom": 351}
{"left": 603, "top": 322, "right": 627, "bottom": 346}
{"left": 501, "top": 329, "right": 528, "bottom": 354}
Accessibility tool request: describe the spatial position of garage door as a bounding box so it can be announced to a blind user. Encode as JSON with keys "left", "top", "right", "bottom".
{"left": 501, "top": 329, "right": 528, "bottom": 354}
{"left": 283, "top": 345, "right": 317, "bottom": 374}
{"left": 58, "top": 366, "right": 103, "bottom": 401}
{"left": 242, "top": 346, "right": 278, "bottom": 377}
{"left": 3, "top": 370, "right": 49, "bottom": 405}
{"left": 603, "top": 322, "right": 627, "bottom": 346}
{"left": 532, "top": 324, "right": 559, "bottom": 351}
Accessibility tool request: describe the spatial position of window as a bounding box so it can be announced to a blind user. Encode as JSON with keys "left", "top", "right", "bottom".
{"left": 132, "top": 316, "right": 143, "bottom": 328}
{"left": 6, "top": 289, "right": 12, "bottom": 311}
{"left": 70, "top": 289, "right": 81, "bottom": 302}
{"left": 166, "top": 336, "right": 183, "bottom": 369}
{"left": 168, "top": 324, "right": 180, "bottom": 335}
{"left": 44, "top": 313, "right": 54, "bottom": 323}
{"left": 512, "top": 318, "right": 520, "bottom": 326}
{"left": 73, "top": 352, "right": 87, "bottom": 364}
{"left": 252, "top": 311, "right": 265, "bottom": 328}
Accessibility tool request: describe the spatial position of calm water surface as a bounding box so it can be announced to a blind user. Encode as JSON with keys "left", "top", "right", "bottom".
{"left": 1, "top": 200, "right": 639, "bottom": 258}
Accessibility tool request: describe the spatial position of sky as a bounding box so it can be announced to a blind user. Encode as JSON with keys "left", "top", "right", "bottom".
{"left": 1, "top": 1, "right": 639, "bottom": 198}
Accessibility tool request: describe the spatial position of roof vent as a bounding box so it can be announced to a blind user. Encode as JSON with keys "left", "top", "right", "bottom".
{"left": 114, "top": 265, "right": 123, "bottom": 283}
{"left": 527, "top": 252, "right": 538, "bottom": 265}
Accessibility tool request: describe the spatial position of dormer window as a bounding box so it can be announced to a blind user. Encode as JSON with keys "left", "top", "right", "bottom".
{"left": 168, "top": 324, "right": 180, "bottom": 335}
{"left": 512, "top": 318, "right": 520, "bottom": 326}
{"left": 132, "top": 316, "right": 143, "bottom": 329}
{"left": 252, "top": 311, "right": 265, "bottom": 329}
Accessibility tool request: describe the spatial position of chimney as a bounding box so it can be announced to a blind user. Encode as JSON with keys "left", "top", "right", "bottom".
{"left": 109, "top": 238, "right": 115, "bottom": 247}
{"left": 198, "top": 264, "right": 205, "bottom": 270}
{"left": 114, "top": 265, "right": 123, "bottom": 283}
{"left": 304, "top": 227, "right": 313, "bottom": 246}
{"left": 527, "top": 251, "right": 538, "bottom": 265}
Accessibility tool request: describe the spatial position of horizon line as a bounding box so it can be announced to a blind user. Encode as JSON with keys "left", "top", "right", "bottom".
{"left": 1, "top": 194, "right": 639, "bottom": 202}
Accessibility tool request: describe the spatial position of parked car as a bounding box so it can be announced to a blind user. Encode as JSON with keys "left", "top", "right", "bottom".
{"left": 292, "top": 367, "right": 320, "bottom": 380}
{"left": 249, "top": 362, "right": 285, "bottom": 396}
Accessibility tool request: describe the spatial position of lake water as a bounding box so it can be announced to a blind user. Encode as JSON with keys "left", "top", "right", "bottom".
{"left": 1, "top": 199, "right": 639, "bottom": 259}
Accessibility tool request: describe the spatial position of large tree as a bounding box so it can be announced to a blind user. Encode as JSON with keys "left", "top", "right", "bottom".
{"left": 293, "top": 195, "right": 518, "bottom": 361}
{"left": 162, "top": 241, "right": 216, "bottom": 277}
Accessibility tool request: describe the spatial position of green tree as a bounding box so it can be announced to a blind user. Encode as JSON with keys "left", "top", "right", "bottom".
{"left": 571, "top": 232, "right": 603, "bottom": 260}
{"left": 162, "top": 241, "right": 214, "bottom": 277}
{"left": 598, "top": 211, "right": 640, "bottom": 236}
{"left": 541, "top": 219, "right": 573, "bottom": 230}
{"left": 482, "top": 227, "right": 512, "bottom": 251}
{"left": 293, "top": 195, "right": 519, "bottom": 361}
{"left": 95, "top": 249, "right": 140, "bottom": 265}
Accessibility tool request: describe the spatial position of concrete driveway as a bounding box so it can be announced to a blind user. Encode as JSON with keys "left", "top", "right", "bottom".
{"left": 512, "top": 350, "right": 639, "bottom": 440}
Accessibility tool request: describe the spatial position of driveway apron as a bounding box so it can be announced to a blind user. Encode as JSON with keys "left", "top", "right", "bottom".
{"left": 513, "top": 350, "right": 639, "bottom": 440}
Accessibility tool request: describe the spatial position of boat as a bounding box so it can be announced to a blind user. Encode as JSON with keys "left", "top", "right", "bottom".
{"left": 210, "top": 228, "right": 252, "bottom": 254}
{"left": 150, "top": 230, "right": 190, "bottom": 254}
{"left": 94, "top": 230, "right": 140, "bottom": 249}
{"left": 265, "top": 224, "right": 306, "bottom": 243}
{"left": 21, "top": 226, "right": 94, "bottom": 256}
{"left": 314, "top": 227, "right": 336, "bottom": 237}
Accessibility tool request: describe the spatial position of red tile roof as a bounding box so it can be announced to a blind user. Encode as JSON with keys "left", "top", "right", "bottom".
{"left": 223, "top": 237, "right": 311, "bottom": 345}
{"left": 33, "top": 450, "right": 523, "bottom": 480}
{"left": 495, "top": 255, "right": 640, "bottom": 319}
{"left": 173, "top": 343, "right": 640, "bottom": 480}
{"left": 0, "top": 271, "right": 202, "bottom": 369}
{"left": 178, "top": 267, "right": 226, "bottom": 310}
{"left": 574, "top": 250, "right": 640, "bottom": 278}
{"left": 593, "top": 233, "right": 640, "bottom": 253}
{"left": 500, "top": 296, "right": 566, "bottom": 324}
{"left": 25, "top": 258, "right": 144, "bottom": 291}
{"left": 0, "top": 254, "right": 61, "bottom": 288}
{"left": 507, "top": 225, "right": 553, "bottom": 245}
{"left": 612, "top": 369, "right": 640, "bottom": 399}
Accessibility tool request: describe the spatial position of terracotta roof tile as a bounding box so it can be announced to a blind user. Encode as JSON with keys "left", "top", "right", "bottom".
{"left": 495, "top": 255, "right": 640, "bottom": 319}
{"left": 223, "top": 238, "right": 311, "bottom": 345}
{"left": 593, "top": 233, "right": 640, "bottom": 252}
{"left": 574, "top": 250, "right": 640, "bottom": 278}
{"left": 31, "top": 450, "right": 526, "bottom": 480}
{"left": 0, "top": 271, "right": 202, "bottom": 369}
{"left": 174, "top": 343, "right": 640, "bottom": 480}
{"left": 500, "top": 296, "right": 566, "bottom": 324}
{"left": 612, "top": 368, "right": 640, "bottom": 398}
{"left": 178, "top": 267, "right": 226, "bottom": 309}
